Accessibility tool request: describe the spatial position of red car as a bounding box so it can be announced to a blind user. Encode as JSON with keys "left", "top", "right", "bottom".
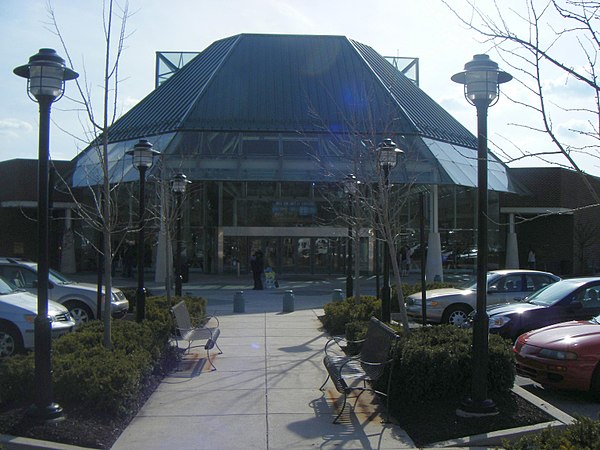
{"left": 514, "top": 314, "right": 600, "bottom": 399}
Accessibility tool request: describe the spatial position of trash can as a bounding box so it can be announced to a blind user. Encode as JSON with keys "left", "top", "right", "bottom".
{"left": 283, "top": 290, "right": 295, "bottom": 313}
{"left": 233, "top": 291, "right": 245, "bottom": 313}
{"left": 332, "top": 289, "right": 344, "bottom": 302}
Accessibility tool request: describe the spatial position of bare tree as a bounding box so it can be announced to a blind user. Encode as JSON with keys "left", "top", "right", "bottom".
{"left": 443, "top": 0, "right": 600, "bottom": 206}
{"left": 48, "top": 0, "right": 132, "bottom": 348}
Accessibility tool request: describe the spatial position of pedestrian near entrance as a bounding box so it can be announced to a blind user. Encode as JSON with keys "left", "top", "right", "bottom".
{"left": 528, "top": 247, "right": 536, "bottom": 269}
{"left": 251, "top": 250, "right": 264, "bottom": 290}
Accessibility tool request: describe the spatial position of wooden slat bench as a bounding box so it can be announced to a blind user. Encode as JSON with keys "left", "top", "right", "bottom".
{"left": 171, "top": 301, "right": 222, "bottom": 371}
{"left": 320, "top": 316, "right": 400, "bottom": 423}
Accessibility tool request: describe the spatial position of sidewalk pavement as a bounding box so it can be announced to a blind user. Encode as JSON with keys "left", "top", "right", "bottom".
{"left": 65, "top": 272, "right": 571, "bottom": 449}
{"left": 108, "top": 273, "right": 416, "bottom": 449}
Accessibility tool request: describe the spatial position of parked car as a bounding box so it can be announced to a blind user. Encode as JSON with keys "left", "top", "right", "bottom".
{"left": 0, "top": 276, "right": 75, "bottom": 357}
{"left": 514, "top": 313, "right": 600, "bottom": 399}
{"left": 0, "top": 258, "right": 129, "bottom": 324}
{"left": 406, "top": 269, "right": 560, "bottom": 326}
{"left": 487, "top": 277, "right": 600, "bottom": 341}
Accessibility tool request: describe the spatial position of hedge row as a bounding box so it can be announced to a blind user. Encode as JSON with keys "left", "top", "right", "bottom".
{"left": 0, "top": 294, "right": 206, "bottom": 417}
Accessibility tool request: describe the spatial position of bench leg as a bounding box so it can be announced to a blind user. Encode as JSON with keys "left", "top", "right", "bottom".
{"left": 319, "top": 375, "right": 330, "bottom": 391}
{"left": 333, "top": 392, "right": 347, "bottom": 424}
{"left": 206, "top": 347, "right": 217, "bottom": 371}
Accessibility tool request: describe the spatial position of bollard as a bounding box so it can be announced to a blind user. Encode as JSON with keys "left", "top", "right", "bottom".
{"left": 233, "top": 291, "right": 245, "bottom": 313}
{"left": 332, "top": 289, "right": 344, "bottom": 302}
{"left": 282, "top": 290, "right": 295, "bottom": 313}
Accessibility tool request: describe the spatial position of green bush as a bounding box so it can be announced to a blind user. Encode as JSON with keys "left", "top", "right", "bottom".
{"left": 504, "top": 416, "right": 600, "bottom": 449}
{"left": 322, "top": 296, "right": 381, "bottom": 335}
{"left": 0, "top": 294, "right": 208, "bottom": 416}
{"left": 388, "top": 325, "right": 515, "bottom": 404}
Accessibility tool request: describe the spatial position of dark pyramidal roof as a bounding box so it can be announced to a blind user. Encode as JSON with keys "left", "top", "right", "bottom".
{"left": 106, "top": 33, "right": 476, "bottom": 148}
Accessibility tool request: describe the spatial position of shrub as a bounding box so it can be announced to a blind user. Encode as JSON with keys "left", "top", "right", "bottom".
{"left": 0, "top": 294, "right": 208, "bottom": 416}
{"left": 322, "top": 296, "right": 381, "bottom": 335}
{"left": 388, "top": 325, "right": 515, "bottom": 405}
{"left": 504, "top": 416, "right": 600, "bottom": 449}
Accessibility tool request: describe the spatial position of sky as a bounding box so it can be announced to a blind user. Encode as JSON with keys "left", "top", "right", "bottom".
{"left": 1, "top": 0, "right": 597, "bottom": 175}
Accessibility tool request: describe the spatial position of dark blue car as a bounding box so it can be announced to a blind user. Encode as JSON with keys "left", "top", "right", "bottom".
{"left": 487, "top": 277, "right": 600, "bottom": 341}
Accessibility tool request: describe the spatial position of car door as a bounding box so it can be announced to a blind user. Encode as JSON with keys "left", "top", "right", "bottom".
{"left": 487, "top": 274, "right": 524, "bottom": 306}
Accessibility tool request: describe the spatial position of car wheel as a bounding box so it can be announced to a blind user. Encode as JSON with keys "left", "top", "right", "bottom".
{"left": 442, "top": 305, "right": 472, "bottom": 327}
{"left": 591, "top": 364, "right": 600, "bottom": 402}
{"left": 0, "top": 322, "right": 24, "bottom": 357}
{"left": 65, "top": 301, "right": 94, "bottom": 324}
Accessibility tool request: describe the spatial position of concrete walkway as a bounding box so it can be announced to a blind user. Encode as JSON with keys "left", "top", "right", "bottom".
{"left": 111, "top": 285, "right": 416, "bottom": 449}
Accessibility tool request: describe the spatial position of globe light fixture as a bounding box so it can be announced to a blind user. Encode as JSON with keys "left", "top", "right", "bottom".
{"left": 14, "top": 48, "right": 78, "bottom": 421}
{"left": 171, "top": 173, "right": 191, "bottom": 296}
{"left": 127, "top": 139, "right": 160, "bottom": 322}
{"left": 452, "top": 54, "right": 512, "bottom": 416}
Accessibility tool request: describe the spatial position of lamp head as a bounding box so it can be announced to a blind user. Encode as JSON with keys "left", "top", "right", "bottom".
{"left": 126, "top": 139, "right": 161, "bottom": 170}
{"left": 14, "top": 48, "right": 78, "bottom": 102}
{"left": 376, "top": 138, "right": 404, "bottom": 169}
{"left": 451, "top": 54, "right": 512, "bottom": 106}
{"left": 171, "top": 172, "right": 191, "bottom": 193}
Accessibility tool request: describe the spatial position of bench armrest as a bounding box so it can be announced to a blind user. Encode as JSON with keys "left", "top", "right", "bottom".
{"left": 193, "top": 314, "right": 220, "bottom": 329}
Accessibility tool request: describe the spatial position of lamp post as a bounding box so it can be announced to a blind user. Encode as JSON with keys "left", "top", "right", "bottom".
{"left": 14, "top": 48, "right": 78, "bottom": 421}
{"left": 343, "top": 174, "right": 358, "bottom": 298}
{"left": 376, "top": 138, "right": 404, "bottom": 323}
{"left": 452, "top": 54, "right": 512, "bottom": 415}
{"left": 171, "top": 173, "right": 191, "bottom": 297}
{"left": 127, "top": 139, "right": 160, "bottom": 322}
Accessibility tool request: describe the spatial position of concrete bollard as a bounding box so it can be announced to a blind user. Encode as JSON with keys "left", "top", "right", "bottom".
{"left": 282, "top": 290, "right": 295, "bottom": 313}
{"left": 233, "top": 291, "right": 245, "bottom": 313}
{"left": 332, "top": 289, "right": 344, "bottom": 302}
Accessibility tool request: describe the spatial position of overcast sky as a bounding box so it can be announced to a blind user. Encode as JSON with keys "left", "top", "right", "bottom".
{"left": 1, "top": 0, "right": 596, "bottom": 175}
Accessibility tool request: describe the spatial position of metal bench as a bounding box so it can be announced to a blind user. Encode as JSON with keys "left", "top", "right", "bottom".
{"left": 320, "top": 316, "right": 400, "bottom": 423}
{"left": 171, "top": 301, "right": 222, "bottom": 371}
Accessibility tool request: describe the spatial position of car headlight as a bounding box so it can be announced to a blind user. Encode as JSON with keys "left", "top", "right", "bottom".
{"left": 489, "top": 316, "right": 511, "bottom": 328}
{"left": 538, "top": 348, "right": 578, "bottom": 360}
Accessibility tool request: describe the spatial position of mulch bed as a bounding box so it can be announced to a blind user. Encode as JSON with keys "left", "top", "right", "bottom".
{"left": 393, "top": 390, "right": 555, "bottom": 447}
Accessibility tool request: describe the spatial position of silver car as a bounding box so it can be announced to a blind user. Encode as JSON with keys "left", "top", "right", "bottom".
{"left": 0, "top": 259, "right": 129, "bottom": 324}
{"left": 0, "top": 277, "right": 75, "bottom": 357}
{"left": 406, "top": 269, "right": 560, "bottom": 326}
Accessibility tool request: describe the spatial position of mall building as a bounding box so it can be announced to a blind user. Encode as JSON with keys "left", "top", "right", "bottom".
{"left": 3, "top": 34, "right": 599, "bottom": 278}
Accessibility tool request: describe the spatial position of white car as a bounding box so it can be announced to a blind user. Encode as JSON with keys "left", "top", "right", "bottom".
{"left": 406, "top": 269, "right": 560, "bottom": 326}
{"left": 0, "top": 258, "right": 129, "bottom": 324}
{"left": 0, "top": 277, "right": 75, "bottom": 357}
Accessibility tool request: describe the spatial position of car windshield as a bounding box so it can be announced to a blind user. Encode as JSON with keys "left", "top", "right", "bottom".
{"left": 48, "top": 268, "right": 72, "bottom": 284}
{"left": 526, "top": 281, "right": 583, "bottom": 306}
{"left": 456, "top": 273, "right": 497, "bottom": 290}
{"left": 0, "top": 276, "right": 17, "bottom": 295}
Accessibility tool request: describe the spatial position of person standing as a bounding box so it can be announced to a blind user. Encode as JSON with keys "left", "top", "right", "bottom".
{"left": 251, "top": 250, "right": 264, "bottom": 290}
{"left": 528, "top": 247, "right": 536, "bottom": 269}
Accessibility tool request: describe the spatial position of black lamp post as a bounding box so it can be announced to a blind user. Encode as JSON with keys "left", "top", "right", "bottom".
{"left": 452, "top": 54, "right": 512, "bottom": 416}
{"left": 343, "top": 174, "right": 358, "bottom": 298}
{"left": 171, "top": 173, "right": 191, "bottom": 297}
{"left": 14, "top": 48, "right": 78, "bottom": 421}
{"left": 376, "top": 138, "right": 404, "bottom": 323}
{"left": 127, "top": 139, "right": 160, "bottom": 322}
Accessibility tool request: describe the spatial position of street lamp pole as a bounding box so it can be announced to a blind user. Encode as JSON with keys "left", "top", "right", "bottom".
{"left": 343, "top": 174, "right": 358, "bottom": 298}
{"left": 171, "top": 173, "right": 191, "bottom": 297}
{"left": 127, "top": 139, "right": 160, "bottom": 322}
{"left": 14, "top": 48, "right": 78, "bottom": 421}
{"left": 376, "top": 139, "right": 404, "bottom": 323}
{"left": 452, "top": 54, "right": 512, "bottom": 416}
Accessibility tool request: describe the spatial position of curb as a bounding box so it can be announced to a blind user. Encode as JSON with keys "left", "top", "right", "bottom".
{"left": 0, "top": 434, "right": 95, "bottom": 450}
{"left": 427, "top": 385, "right": 576, "bottom": 448}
